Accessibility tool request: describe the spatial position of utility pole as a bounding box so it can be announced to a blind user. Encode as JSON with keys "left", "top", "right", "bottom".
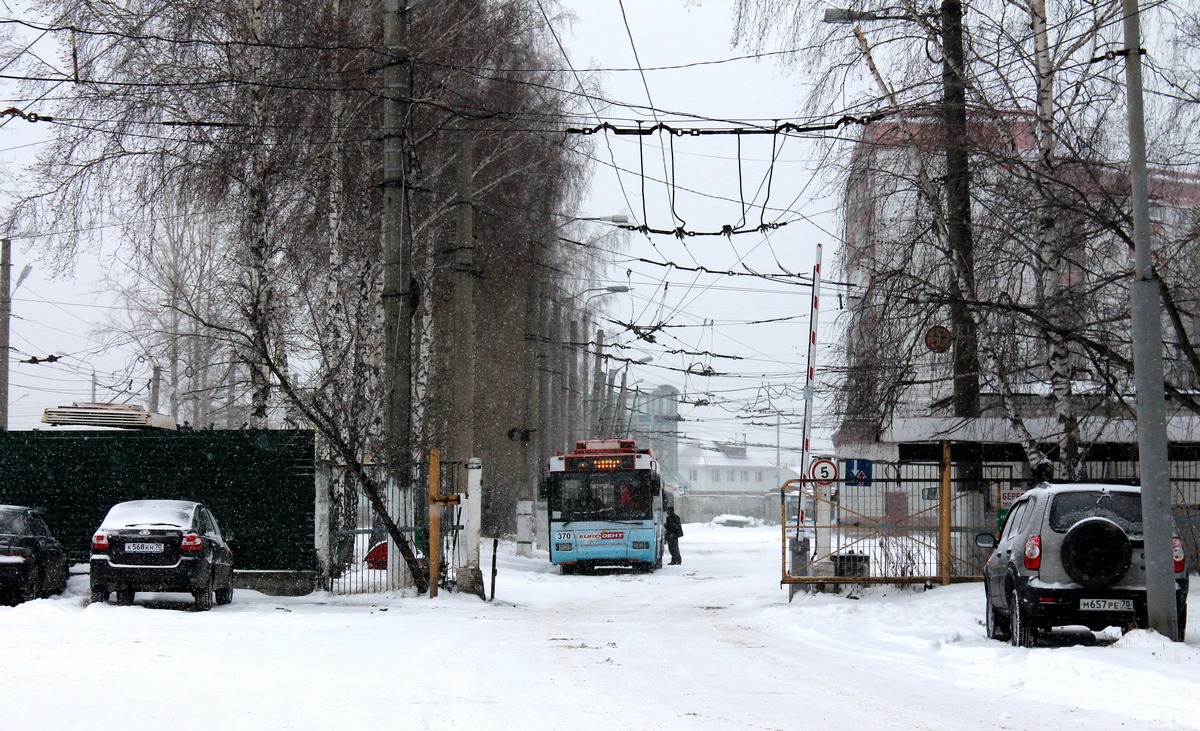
{"left": 825, "top": 4, "right": 978, "bottom": 415}
{"left": 450, "top": 134, "right": 484, "bottom": 597}
{"left": 0, "top": 238, "right": 9, "bottom": 431}
{"left": 382, "top": 0, "right": 414, "bottom": 481}
{"left": 941, "top": 0, "right": 979, "bottom": 418}
{"left": 567, "top": 319, "right": 581, "bottom": 445}
{"left": 590, "top": 329, "right": 605, "bottom": 438}
{"left": 1121, "top": 0, "right": 1179, "bottom": 641}
{"left": 552, "top": 302, "right": 566, "bottom": 451}
{"left": 380, "top": 0, "right": 429, "bottom": 594}
{"left": 451, "top": 134, "right": 476, "bottom": 471}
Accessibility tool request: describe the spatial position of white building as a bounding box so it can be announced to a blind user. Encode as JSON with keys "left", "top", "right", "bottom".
{"left": 675, "top": 443, "right": 801, "bottom": 524}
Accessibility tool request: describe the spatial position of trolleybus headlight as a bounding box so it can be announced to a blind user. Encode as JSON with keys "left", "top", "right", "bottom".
{"left": 632, "top": 541, "right": 650, "bottom": 549}
{"left": 555, "top": 543, "right": 573, "bottom": 552}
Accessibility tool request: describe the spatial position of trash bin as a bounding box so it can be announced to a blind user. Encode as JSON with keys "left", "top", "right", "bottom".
{"left": 831, "top": 551, "right": 869, "bottom": 577}
{"left": 788, "top": 536, "right": 811, "bottom": 577}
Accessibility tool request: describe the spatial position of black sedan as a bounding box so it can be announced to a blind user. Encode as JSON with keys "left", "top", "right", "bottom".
{"left": 90, "top": 500, "right": 234, "bottom": 611}
{"left": 0, "top": 505, "right": 70, "bottom": 604}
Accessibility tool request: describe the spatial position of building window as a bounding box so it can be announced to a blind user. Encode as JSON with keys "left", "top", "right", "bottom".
{"left": 712, "top": 469, "right": 720, "bottom": 484}
{"left": 688, "top": 469, "right": 698, "bottom": 482}
{"left": 740, "top": 470, "right": 749, "bottom": 483}
{"left": 727, "top": 469, "right": 736, "bottom": 483}
{"left": 756, "top": 471, "right": 764, "bottom": 483}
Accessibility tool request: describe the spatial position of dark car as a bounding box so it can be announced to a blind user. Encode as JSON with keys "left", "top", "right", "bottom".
{"left": 976, "top": 482, "right": 1189, "bottom": 646}
{"left": 90, "top": 500, "right": 234, "bottom": 611}
{"left": 0, "top": 505, "right": 70, "bottom": 604}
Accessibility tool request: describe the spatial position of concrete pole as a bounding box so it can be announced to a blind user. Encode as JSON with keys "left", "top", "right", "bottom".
{"left": 456, "top": 457, "right": 485, "bottom": 598}
{"left": 941, "top": 0, "right": 979, "bottom": 418}
{"left": 451, "top": 134, "right": 476, "bottom": 482}
{"left": 579, "top": 315, "right": 592, "bottom": 442}
{"left": 1122, "top": 0, "right": 1179, "bottom": 641}
{"left": 590, "top": 329, "right": 605, "bottom": 438}
{"left": 552, "top": 302, "right": 566, "bottom": 453}
{"left": 382, "top": 0, "right": 414, "bottom": 486}
{"left": 567, "top": 319, "right": 580, "bottom": 446}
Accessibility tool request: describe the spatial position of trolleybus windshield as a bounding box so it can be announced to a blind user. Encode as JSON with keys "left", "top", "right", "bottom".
{"left": 547, "top": 471, "right": 654, "bottom": 523}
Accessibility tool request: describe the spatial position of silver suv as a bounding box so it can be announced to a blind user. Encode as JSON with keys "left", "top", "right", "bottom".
{"left": 976, "top": 482, "right": 1188, "bottom": 646}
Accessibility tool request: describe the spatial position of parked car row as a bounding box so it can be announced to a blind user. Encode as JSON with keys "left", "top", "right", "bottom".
{"left": 0, "top": 499, "right": 234, "bottom": 611}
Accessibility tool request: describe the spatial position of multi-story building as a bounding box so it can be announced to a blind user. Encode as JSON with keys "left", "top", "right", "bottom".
{"left": 833, "top": 116, "right": 1200, "bottom": 481}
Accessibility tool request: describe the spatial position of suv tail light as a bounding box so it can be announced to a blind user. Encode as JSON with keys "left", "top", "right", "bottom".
{"left": 5, "top": 545, "right": 31, "bottom": 558}
{"left": 91, "top": 532, "right": 109, "bottom": 551}
{"left": 181, "top": 533, "right": 203, "bottom": 551}
{"left": 1173, "top": 537, "right": 1186, "bottom": 573}
{"left": 1023, "top": 535, "right": 1042, "bottom": 570}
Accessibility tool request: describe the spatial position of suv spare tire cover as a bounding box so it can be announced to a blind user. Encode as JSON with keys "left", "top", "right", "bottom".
{"left": 1061, "top": 516, "right": 1132, "bottom": 588}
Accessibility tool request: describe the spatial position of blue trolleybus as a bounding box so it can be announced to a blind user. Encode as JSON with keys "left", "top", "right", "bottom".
{"left": 541, "top": 438, "right": 667, "bottom": 574}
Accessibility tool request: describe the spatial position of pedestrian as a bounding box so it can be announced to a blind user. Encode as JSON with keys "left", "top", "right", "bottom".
{"left": 665, "top": 506, "right": 683, "bottom": 565}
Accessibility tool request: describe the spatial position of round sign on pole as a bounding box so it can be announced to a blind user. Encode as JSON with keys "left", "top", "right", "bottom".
{"left": 810, "top": 458, "right": 837, "bottom": 485}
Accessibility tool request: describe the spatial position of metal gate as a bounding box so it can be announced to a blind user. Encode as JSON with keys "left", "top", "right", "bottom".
{"left": 319, "top": 455, "right": 464, "bottom": 595}
{"left": 782, "top": 459, "right": 1010, "bottom": 589}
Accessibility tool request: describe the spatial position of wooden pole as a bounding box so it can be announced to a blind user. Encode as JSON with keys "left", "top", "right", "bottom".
{"left": 428, "top": 448, "right": 441, "bottom": 598}
{"left": 939, "top": 441, "right": 953, "bottom": 585}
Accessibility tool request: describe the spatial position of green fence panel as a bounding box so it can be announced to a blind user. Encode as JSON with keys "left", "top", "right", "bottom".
{"left": 0, "top": 429, "right": 316, "bottom": 570}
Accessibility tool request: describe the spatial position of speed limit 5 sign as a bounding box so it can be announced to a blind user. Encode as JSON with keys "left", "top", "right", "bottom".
{"left": 810, "top": 458, "right": 838, "bottom": 485}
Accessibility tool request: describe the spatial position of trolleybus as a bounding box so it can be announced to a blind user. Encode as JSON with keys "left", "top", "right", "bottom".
{"left": 541, "top": 438, "right": 667, "bottom": 573}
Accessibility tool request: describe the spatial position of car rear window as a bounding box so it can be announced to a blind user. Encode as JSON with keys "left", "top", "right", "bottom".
{"left": 1048, "top": 491, "right": 1142, "bottom": 535}
{"left": 101, "top": 502, "right": 194, "bottom": 529}
{"left": 0, "top": 510, "right": 25, "bottom": 534}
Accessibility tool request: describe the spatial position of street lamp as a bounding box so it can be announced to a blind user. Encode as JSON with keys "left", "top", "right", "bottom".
{"left": 825, "top": 3, "right": 979, "bottom": 417}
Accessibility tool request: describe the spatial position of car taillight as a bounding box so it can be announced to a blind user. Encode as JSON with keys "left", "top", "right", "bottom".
{"left": 91, "top": 532, "right": 109, "bottom": 551}
{"left": 1173, "top": 537, "right": 1186, "bottom": 573}
{"left": 6, "top": 546, "right": 31, "bottom": 558}
{"left": 181, "top": 533, "right": 203, "bottom": 551}
{"left": 1023, "top": 535, "right": 1041, "bottom": 570}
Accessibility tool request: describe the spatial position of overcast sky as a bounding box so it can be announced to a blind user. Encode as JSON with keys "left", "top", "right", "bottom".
{"left": 552, "top": 0, "right": 844, "bottom": 458}
{"left": 0, "top": 1, "right": 846, "bottom": 461}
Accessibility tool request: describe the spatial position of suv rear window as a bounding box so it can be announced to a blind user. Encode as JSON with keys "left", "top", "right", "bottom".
{"left": 1048, "top": 491, "right": 1142, "bottom": 535}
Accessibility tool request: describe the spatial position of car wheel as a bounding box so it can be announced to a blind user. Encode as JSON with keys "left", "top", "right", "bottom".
{"left": 21, "top": 566, "right": 43, "bottom": 603}
{"left": 115, "top": 588, "right": 135, "bottom": 606}
{"left": 215, "top": 580, "right": 233, "bottom": 606}
{"left": 193, "top": 572, "right": 213, "bottom": 611}
{"left": 54, "top": 559, "right": 70, "bottom": 595}
{"left": 89, "top": 586, "right": 108, "bottom": 605}
{"left": 985, "top": 589, "right": 1010, "bottom": 641}
{"left": 1061, "top": 517, "right": 1132, "bottom": 588}
{"left": 560, "top": 564, "right": 576, "bottom": 576}
{"left": 1010, "top": 586, "right": 1035, "bottom": 648}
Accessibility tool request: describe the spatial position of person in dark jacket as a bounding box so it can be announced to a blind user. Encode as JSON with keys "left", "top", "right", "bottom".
{"left": 664, "top": 507, "right": 684, "bottom": 565}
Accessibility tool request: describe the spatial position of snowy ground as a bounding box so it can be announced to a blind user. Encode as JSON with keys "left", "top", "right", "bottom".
{"left": 5, "top": 524, "right": 1200, "bottom": 730}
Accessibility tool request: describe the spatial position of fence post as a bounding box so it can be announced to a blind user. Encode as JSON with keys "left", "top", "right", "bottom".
{"left": 939, "top": 441, "right": 953, "bottom": 585}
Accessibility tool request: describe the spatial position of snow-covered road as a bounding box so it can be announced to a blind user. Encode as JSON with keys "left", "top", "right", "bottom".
{"left": 5, "top": 523, "right": 1199, "bottom": 730}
